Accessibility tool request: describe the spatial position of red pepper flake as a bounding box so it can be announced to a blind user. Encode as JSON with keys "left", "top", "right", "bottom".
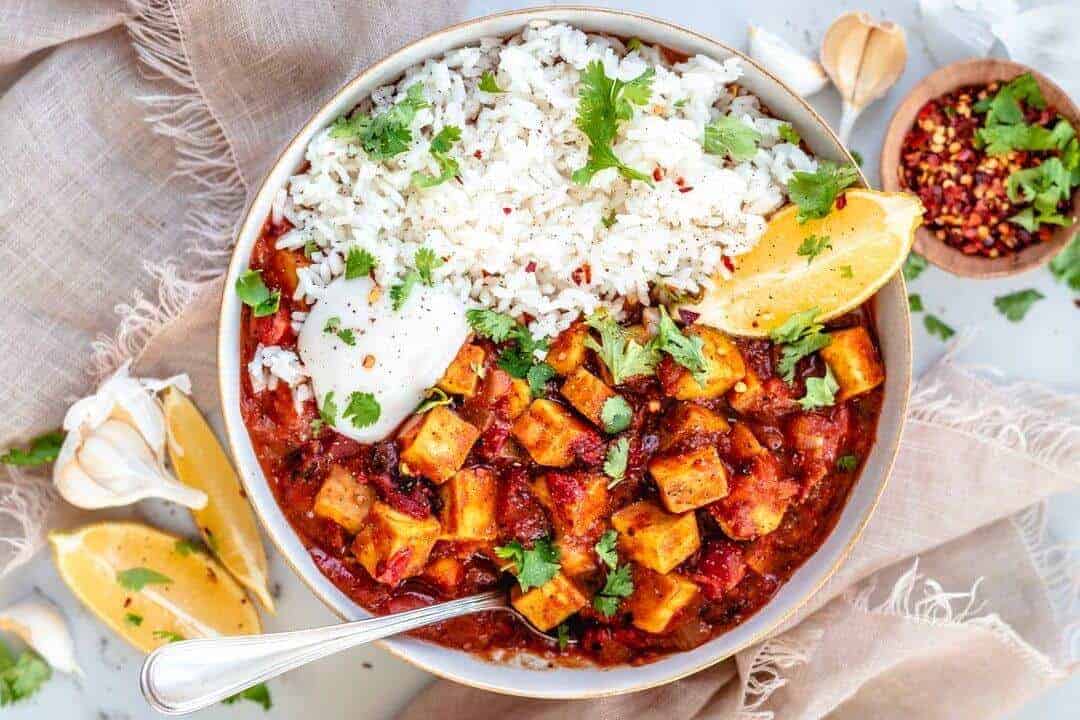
{"left": 675, "top": 176, "right": 686, "bottom": 187}
{"left": 502, "top": 207, "right": 512, "bottom": 215}
{"left": 571, "top": 263, "right": 592, "bottom": 285}
{"left": 835, "top": 193, "right": 847, "bottom": 210}
{"left": 652, "top": 167, "right": 665, "bottom": 182}
{"left": 525, "top": 261, "right": 537, "bottom": 272}
{"left": 678, "top": 186, "right": 694, "bottom": 193}
{"left": 473, "top": 150, "right": 483, "bottom": 159}
{"left": 721, "top": 255, "right": 735, "bottom": 273}
{"left": 678, "top": 309, "right": 700, "bottom": 325}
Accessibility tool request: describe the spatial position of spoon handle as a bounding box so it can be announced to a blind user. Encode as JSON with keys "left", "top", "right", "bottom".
{"left": 139, "top": 590, "right": 506, "bottom": 715}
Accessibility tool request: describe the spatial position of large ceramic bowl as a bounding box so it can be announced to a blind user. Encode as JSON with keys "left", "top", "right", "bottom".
{"left": 218, "top": 6, "right": 912, "bottom": 700}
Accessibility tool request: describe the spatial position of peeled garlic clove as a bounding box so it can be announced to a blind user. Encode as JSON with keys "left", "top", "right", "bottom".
{"left": 919, "top": 0, "right": 1018, "bottom": 66}
{"left": 821, "top": 12, "right": 908, "bottom": 144}
{"left": 0, "top": 596, "right": 82, "bottom": 676}
{"left": 748, "top": 25, "right": 828, "bottom": 97}
{"left": 993, "top": 5, "right": 1080, "bottom": 104}
{"left": 56, "top": 420, "right": 207, "bottom": 509}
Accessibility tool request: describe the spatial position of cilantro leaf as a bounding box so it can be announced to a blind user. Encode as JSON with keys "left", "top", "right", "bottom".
{"left": 903, "top": 252, "right": 928, "bottom": 281}
{"left": 414, "top": 247, "right": 444, "bottom": 285}
{"left": 124, "top": 612, "right": 143, "bottom": 627}
{"left": 466, "top": 308, "right": 518, "bottom": 342}
{"left": 1009, "top": 207, "right": 1041, "bottom": 233}
{"left": 769, "top": 308, "right": 831, "bottom": 383}
{"left": 235, "top": 270, "right": 280, "bottom": 317}
{"left": 1049, "top": 235, "right": 1080, "bottom": 291}
{"left": 703, "top": 116, "right": 761, "bottom": 162}
{"left": 412, "top": 126, "right": 462, "bottom": 188}
{"left": 850, "top": 150, "right": 864, "bottom": 166}
{"left": 415, "top": 387, "right": 452, "bottom": 415}
{"left": 173, "top": 538, "right": 204, "bottom": 557}
{"left": 778, "top": 123, "right": 801, "bottom": 145}
{"left": 601, "top": 396, "right": 632, "bottom": 434}
{"left": 977, "top": 122, "right": 1059, "bottom": 156}
{"left": 324, "top": 316, "right": 341, "bottom": 333}
{"left": 923, "top": 314, "right": 955, "bottom": 341}
{"left": 603, "top": 437, "right": 630, "bottom": 487}
{"left": 390, "top": 270, "right": 420, "bottom": 310}
{"left": 345, "top": 247, "right": 377, "bottom": 279}
{"left": 117, "top": 567, "right": 172, "bottom": 591}
{"left": 572, "top": 62, "right": 655, "bottom": 185}
{"left": 593, "top": 564, "right": 633, "bottom": 617}
{"left": 337, "top": 328, "right": 356, "bottom": 346}
{"left": 152, "top": 630, "right": 184, "bottom": 643}
{"left": 479, "top": 71, "right": 504, "bottom": 94}
{"left": 342, "top": 392, "right": 380, "bottom": 429}
{"left": 796, "top": 234, "right": 832, "bottom": 264}
{"left": 651, "top": 306, "right": 708, "bottom": 385}
{"left": 330, "top": 83, "right": 429, "bottom": 161}
{"left": 223, "top": 682, "right": 273, "bottom": 710}
{"left": 526, "top": 362, "right": 556, "bottom": 398}
{"left": 320, "top": 391, "right": 338, "bottom": 426}
{"left": 0, "top": 431, "right": 64, "bottom": 467}
{"left": 0, "top": 642, "right": 50, "bottom": 706}
{"left": 993, "top": 289, "right": 1044, "bottom": 322}
{"left": 798, "top": 366, "right": 839, "bottom": 411}
{"left": 976, "top": 73, "right": 1045, "bottom": 128}
{"left": 836, "top": 453, "right": 858, "bottom": 472}
{"left": 584, "top": 311, "right": 659, "bottom": 384}
{"left": 494, "top": 537, "right": 561, "bottom": 592}
{"left": 557, "top": 623, "right": 571, "bottom": 651}
{"left": 908, "top": 293, "right": 924, "bottom": 312}
{"left": 1006, "top": 158, "right": 1072, "bottom": 230}
{"left": 786, "top": 161, "right": 859, "bottom": 223}
{"left": 304, "top": 240, "right": 319, "bottom": 259}
{"left": 594, "top": 529, "right": 619, "bottom": 570}
{"left": 769, "top": 307, "right": 821, "bottom": 344}
{"left": 466, "top": 308, "right": 548, "bottom": 379}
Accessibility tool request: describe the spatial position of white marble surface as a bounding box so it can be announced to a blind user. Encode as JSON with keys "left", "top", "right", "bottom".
{"left": 3, "top": 1, "right": 1077, "bottom": 718}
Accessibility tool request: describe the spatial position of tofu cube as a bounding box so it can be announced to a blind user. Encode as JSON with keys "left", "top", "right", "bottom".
{"left": 708, "top": 456, "right": 798, "bottom": 541}
{"left": 352, "top": 502, "right": 441, "bottom": 586}
{"left": 819, "top": 327, "right": 885, "bottom": 401}
{"left": 726, "top": 365, "right": 765, "bottom": 416}
{"left": 559, "top": 367, "right": 617, "bottom": 427}
{"left": 659, "top": 403, "right": 730, "bottom": 451}
{"left": 531, "top": 472, "right": 609, "bottom": 536}
{"left": 729, "top": 422, "right": 766, "bottom": 461}
{"left": 510, "top": 572, "right": 588, "bottom": 631}
{"left": 437, "top": 343, "right": 486, "bottom": 397}
{"left": 507, "top": 378, "right": 531, "bottom": 419}
{"left": 511, "top": 399, "right": 595, "bottom": 467}
{"left": 423, "top": 557, "right": 464, "bottom": 590}
{"left": 648, "top": 445, "right": 730, "bottom": 514}
{"left": 440, "top": 468, "right": 498, "bottom": 541}
{"left": 611, "top": 500, "right": 701, "bottom": 574}
{"left": 399, "top": 405, "right": 479, "bottom": 483}
{"left": 627, "top": 566, "right": 701, "bottom": 634}
{"left": 545, "top": 322, "right": 590, "bottom": 376}
{"left": 663, "top": 325, "right": 746, "bottom": 400}
{"left": 556, "top": 534, "right": 600, "bottom": 577}
{"left": 313, "top": 465, "right": 376, "bottom": 534}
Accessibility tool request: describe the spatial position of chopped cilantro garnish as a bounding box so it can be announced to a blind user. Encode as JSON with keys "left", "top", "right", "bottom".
{"left": 1006, "top": 158, "right": 1072, "bottom": 229}
{"left": 174, "top": 538, "right": 204, "bottom": 557}
{"left": 412, "top": 126, "right": 462, "bottom": 188}
{"left": 601, "top": 210, "right": 617, "bottom": 228}
{"left": 329, "top": 83, "right": 429, "bottom": 161}
{"left": 125, "top": 612, "right": 144, "bottom": 627}
{"left": 414, "top": 247, "right": 444, "bottom": 285}
{"left": 556, "top": 623, "right": 571, "bottom": 651}
{"left": 993, "top": 289, "right": 1044, "bottom": 322}
{"left": 465, "top": 308, "right": 518, "bottom": 341}
{"left": 390, "top": 270, "right": 419, "bottom": 307}
{"left": 235, "top": 269, "right": 280, "bottom": 317}
{"left": 466, "top": 309, "right": 548, "bottom": 379}
{"left": 673, "top": 98, "right": 688, "bottom": 109}
{"left": 478, "top": 71, "right": 504, "bottom": 94}
{"left": 778, "top": 123, "right": 801, "bottom": 145}
{"left": 0, "top": 641, "right": 50, "bottom": 706}
{"left": 320, "top": 391, "right": 338, "bottom": 427}
{"left": 626, "top": 38, "right": 644, "bottom": 52}
{"left": 337, "top": 328, "right": 356, "bottom": 346}
{"left": 526, "top": 362, "right": 556, "bottom": 398}
{"left": 415, "top": 387, "right": 451, "bottom": 415}
{"left": 604, "top": 437, "right": 630, "bottom": 487}
{"left": 152, "top": 630, "right": 184, "bottom": 643}
{"left": 345, "top": 247, "right": 377, "bottom": 279}
{"left": 769, "top": 308, "right": 831, "bottom": 383}
{"left": 601, "top": 396, "right": 633, "bottom": 434}
{"left": 494, "top": 537, "right": 561, "bottom": 592}
{"left": 798, "top": 366, "right": 839, "bottom": 410}
{"left": 796, "top": 234, "right": 832, "bottom": 264}
{"left": 836, "top": 453, "right": 858, "bottom": 472}
{"left": 223, "top": 682, "right": 273, "bottom": 710}
{"left": 703, "top": 116, "right": 762, "bottom": 162}
{"left": 342, "top": 392, "right": 380, "bottom": 429}
{"left": 324, "top": 316, "right": 341, "bottom": 333}
{"left": 924, "top": 314, "right": 955, "bottom": 341}
{"left": 978, "top": 122, "right": 1062, "bottom": 156}
{"left": 975, "top": 73, "right": 1045, "bottom": 128}
{"left": 594, "top": 529, "right": 619, "bottom": 570}
{"left": 651, "top": 306, "right": 708, "bottom": 385}
{"left": 850, "top": 149, "right": 864, "bottom": 166}
{"left": 903, "top": 252, "right": 928, "bottom": 282}
{"left": 117, "top": 567, "right": 172, "bottom": 591}
{"left": 303, "top": 240, "right": 319, "bottom": 259}
{"left": 908, "top": 293, "right": 924, "bottom": 312}
{"left": 0, "top": 430, "right": 63, "bottom": 467}
{"left": 584, "top": 311, "right": 658, "bottom": 384}
{"left": 593, "top": 564, "right": 633, "bottom": 617}
{"left": 786, "top": 161, "right": 859, "bottom": 223}
{"left": 1049, "top": 235, "right": 1080, "bottom": 291}
{"left": 571, "top": 62, "right": 655, "bottom": 186}
{"left": 390, "top": 247, "right": 443, "bottom": 310}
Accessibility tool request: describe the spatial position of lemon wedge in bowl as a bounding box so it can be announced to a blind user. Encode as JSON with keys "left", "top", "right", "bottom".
{"left": 49, "top": 522, "right": 260, "bottom": 653}
{"left": 161, "top": 386, "right": 275, "bottom": 613}
{"left": 680, "top": 189, "right": 923, "bottom": 337}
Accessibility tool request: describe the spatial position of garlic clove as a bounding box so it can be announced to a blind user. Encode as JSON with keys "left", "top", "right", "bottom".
{"left": 993, "top": 4, "right": 1080, "bottom": 105}
{"left": 821, "top": 12, "right": 908, "bottom": 144}
{"left": 919, "top": 0, "right": 1019, "bottom": 66}
{"left": 0, "top": 596, "right": 82, "bottom": 676}
{"left": 748, "top": 25, "right": 829, "bottom": 97}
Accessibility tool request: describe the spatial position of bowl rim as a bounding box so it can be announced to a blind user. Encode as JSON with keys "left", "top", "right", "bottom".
{"left": 217, "top": 5, "right": 912, "bottom": 699}
{"left": 880, "top": 57, "right": 1080, "bottom": 279}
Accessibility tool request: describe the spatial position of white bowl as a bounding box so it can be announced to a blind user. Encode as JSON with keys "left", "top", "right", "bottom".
{"left": 218, "top": 6, "right": 912, "bottom": 700}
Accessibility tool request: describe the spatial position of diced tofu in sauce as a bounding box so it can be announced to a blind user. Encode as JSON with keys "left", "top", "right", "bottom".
{"left": 510, "top": 572, "right": 589, "bottom": 632}
{"left": 709, "top": 455, "right": 798, "bottom": 541}
{"left": 352, "top": 501, "right": 441, "bottom": 586}
{"left": 648, "top": 445, "right": 730, "bottom": 514}
{"left": 544, "top": 322, "right": 591, "bottom": 376}
{"left": 440, "top": 467, "right": 498, "bottom": 541}
{"left": 559, "top": 367, "right": 616, "bottom": 427}
{"left": 612, "top": 500, "right": 700, "bottom": 574}
{"left": 398, "top": 405, "right": 480, "bottom": 483}
{"left": 819, "top": 327, "right": 885, "bottom": 401}
{"left": 531, "top": 472, "right": 609, "bottom": 536}
{"left": 511, "top": 399, "right": 595, "bottom": 467}
{"left": 627, "top": 566, "right": 700, "bottom": 634}
{"left": 437, "top": 343, "right": 486, "bottom": 397}
{"left": 658, "top": 402, "right": 730, "bottom": 452}
{"left": 662, "top": 325, "right": 746, "bottom": 400}
{"left": 313, "top": 465, "right": 377, "bottom": 534}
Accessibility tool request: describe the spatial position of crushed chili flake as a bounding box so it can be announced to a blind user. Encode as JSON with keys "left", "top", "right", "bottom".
{"left": 502, "top": 207, "right": 512, "bottom": 215}
{"left": 652, "top": 166, "right": 665, "bottom": 182}
{"left": 898, "top": 81, "right": 1058, "bottom": 258}
{"left": 473, "top": 150, "right": 482, "bottom": 159}
{"left": 721, "top": 255, "right": 736, "bottom": 273}
{"left": 571, "top": 263, "right": 592, "bottom": 285}
{"left": 525, "top": 261, "right": 537, "bottom": 272}
{"left": 835, "top": 193, "right": 847, "bottom": 210}
{"left": 678, "top": 186, "right": 694, "bottom": 193}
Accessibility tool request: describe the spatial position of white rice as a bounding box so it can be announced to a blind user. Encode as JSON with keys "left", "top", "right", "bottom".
{"left": 276, "top": 21, "right": 816, "bottom": 340}
{"left": 247, "top": 344, "right": 311, "bottom": 412}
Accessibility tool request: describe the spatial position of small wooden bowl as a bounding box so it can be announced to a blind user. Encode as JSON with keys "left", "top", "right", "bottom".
{"left": 881, "top": 58, "right": 1080, "bottom": 278}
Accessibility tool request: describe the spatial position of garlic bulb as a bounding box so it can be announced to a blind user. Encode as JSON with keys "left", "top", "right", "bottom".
{"left": 821, "top": 12, "right": 908, "bottom": 144}
{"left": 918, "top": 0, "right": 1018, "bottom": 66}
{"left": 993, "top": 4, "right": 1080, "bottom": 105}
{"left": 0, "top": 596, "right": 82, "bottom": 676}
{"left": 54, "top": 362, "right": 207, "bottom": 509}
{"left": 747, "top": 26, "right": 829, "bottom": 97}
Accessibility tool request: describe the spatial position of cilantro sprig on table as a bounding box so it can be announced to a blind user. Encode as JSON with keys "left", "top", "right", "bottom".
{"left": 412, "top": 125, "right": 462, "bottom": 188}
{"left": 235, "top": 269, "right": 280, "bottom": 317}
{"left": 924, "top": 314, "right": 955, "bottom": 342}
{"left": 571, "top": 62, "right": 655, "bottom": 186}
{"left": 993, "top": 289, "right": 1044, "bottom": 322}
{"left": 1050, "top": 235, "right": 1080, "bottom": 291}
{"left": 0, "top": 640, "right": 50, "bottom": 706}
{"left": 223, "top": 682, "right": 273, "bottom": 711}
{"left": 390, "top": 247, "right": 444, "bottom": 310}
{"left": 0, "top": 430, "right": 63, "bottom": 467}
{"left": 902, "top": 252, "right": 928, "bottom": 282}
{"left": 494, "top": 537, "right": 561, "bottom": 592}
{"left": 466, "top": 308, "right": 549, "bottom": 380}
{"left": 703, "top": 116, "right": 762, "bottom": 162}
{"left": 330, "top": 83, "right": 429, "bottom": 161}
{"left": 769, "top": 308, "right": 831, "bottom": 383}
{"left": 786, "top": 161, "right": 859, "bottom": 223}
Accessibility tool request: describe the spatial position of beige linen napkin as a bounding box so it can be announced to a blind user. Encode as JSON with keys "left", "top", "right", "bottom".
{"left": 0, "top": 2, "right": 1077, "bottom": 718}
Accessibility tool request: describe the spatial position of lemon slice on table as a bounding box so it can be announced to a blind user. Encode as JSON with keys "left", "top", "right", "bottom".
{"left": 681, "top": 189, "right": 923, "bottom": 337}
{"left": 161, "top": 386, "right": 275, "bottom": 613}
{"left": 50, "top": 522, "right": 260, "bottom": 653}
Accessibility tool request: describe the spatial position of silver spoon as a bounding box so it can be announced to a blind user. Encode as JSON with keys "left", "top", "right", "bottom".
{"left": 139, "top": 589, "right": 564, "bottom": 715}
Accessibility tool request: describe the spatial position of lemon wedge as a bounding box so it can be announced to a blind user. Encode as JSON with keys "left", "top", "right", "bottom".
{"left": 49, "top": 522, "right": 260, "bottom": 653}
{"left": 681, "top": 189, "right": 923, "bottom": 337}
{"left": 161, "top": 386, "right": 275, "bottom": 613}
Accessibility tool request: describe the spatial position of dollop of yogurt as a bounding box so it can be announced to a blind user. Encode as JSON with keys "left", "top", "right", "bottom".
{"left": 299, "top": 276, "right": 468, "bottom": 443}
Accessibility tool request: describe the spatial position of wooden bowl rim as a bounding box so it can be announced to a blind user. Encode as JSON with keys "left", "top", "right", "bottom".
{"left": 880, "top": 57, "right": 1079, "bottom": 279}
